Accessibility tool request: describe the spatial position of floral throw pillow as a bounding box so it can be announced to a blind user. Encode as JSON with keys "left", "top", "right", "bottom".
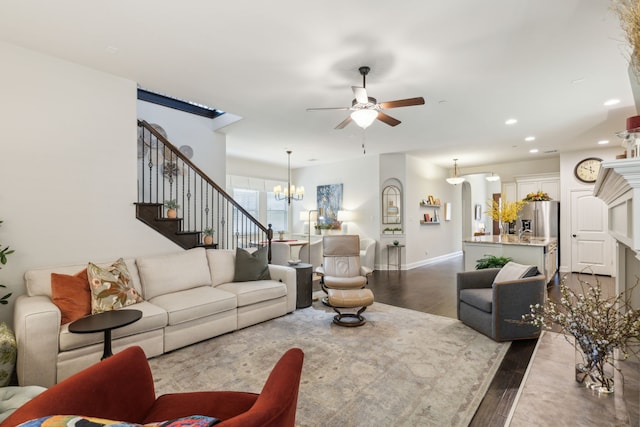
{"left": 87, "top": 258, "right": 143, "bottom": 314}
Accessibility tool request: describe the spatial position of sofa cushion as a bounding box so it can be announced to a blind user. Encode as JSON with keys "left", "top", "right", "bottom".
{"left": 459, "top": 288, "right": 493, "bottom": 313}
{"left": 149, "top": 286, "right": 237, "bottom": 326}
{"left": 51, "top": 269, "right": 91, "bottom": 325}
{"left": 87, "top": 259, "right": 143, "bottom": 314}
{"left": 233, "top": 247, "right": 271, "bottom": 282}
{"left": 206, "top": 249, "right": 236, "bottom": 287}
{"left": 493, "top": 261, "right": 538, "bottom": 284}
{"left": 25, "top": 259, "right": 139, "bottom": 298}
{"left": 217, "top": 280, "right": 286, "bottom": 307}
{"left": 137, "top": 248, "right": 212, "bottom": 300}
{"left": 59, "top": 301, "right": 168, "bottom": 351}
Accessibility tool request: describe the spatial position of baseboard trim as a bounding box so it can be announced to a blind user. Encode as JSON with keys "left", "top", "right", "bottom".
{"left": 376, "top": 251, "right": 463, "bottom": 271}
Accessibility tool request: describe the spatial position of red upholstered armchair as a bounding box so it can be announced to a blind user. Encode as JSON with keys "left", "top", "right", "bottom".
{"left": 2, "top": 346, "right": 304, "bottom": 427}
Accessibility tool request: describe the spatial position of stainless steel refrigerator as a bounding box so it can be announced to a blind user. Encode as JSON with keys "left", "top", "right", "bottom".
{"left": 519, "top": 201, "right": 560, "bottom": 239}
{"left": 518, "top": 200, "right": 560, "bottom": 278}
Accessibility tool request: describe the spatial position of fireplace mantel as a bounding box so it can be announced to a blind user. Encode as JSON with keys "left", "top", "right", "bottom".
{"left": 594, "top": 158, "right": 640, "bottom": 256}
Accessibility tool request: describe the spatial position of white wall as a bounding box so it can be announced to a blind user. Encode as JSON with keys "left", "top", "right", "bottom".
{"left": 405, "top": 155, "right": 462, "bottom": 267}
{"left": 137, "top": 101, "right": 227, "bottom": 186}
{"left": 294, "top": 155, "right": 380, "bottom": 244}
{"left": 0, "top": 42, "right": 179, "bottom": 325}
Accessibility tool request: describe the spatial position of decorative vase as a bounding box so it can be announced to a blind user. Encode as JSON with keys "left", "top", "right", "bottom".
{"left": 0, "top": 322, "right": 17, "bottom": 387}
{"left": 575, "top": 344, "right": 614, "bottom": 393}
{"left": 501, "top": 221, "right": 512, "bottom": 235}
{"left": 203, "top": 235, "right": 213, "bottom": 245}
{"left": 167, "top": 208, "right": 177, "bottom": 219}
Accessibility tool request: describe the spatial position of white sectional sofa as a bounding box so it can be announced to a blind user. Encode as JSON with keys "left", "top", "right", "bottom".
{"left": 13, "top": 247, "right": 296, "bottom": 388}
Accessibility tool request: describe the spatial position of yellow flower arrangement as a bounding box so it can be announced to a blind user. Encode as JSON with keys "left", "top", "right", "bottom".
{"left": 486, "top": 198, "right": 527, "bottom": 223}
{"left": 523, "top": 191, "right": 551, "bottom": 201}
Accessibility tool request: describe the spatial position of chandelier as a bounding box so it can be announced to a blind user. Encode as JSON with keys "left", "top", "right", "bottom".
{"left": 446, "top": 159, "right": 466, "bottom": 185}
{"left": 274, "top": 150, "right": 304, "bottom": 204}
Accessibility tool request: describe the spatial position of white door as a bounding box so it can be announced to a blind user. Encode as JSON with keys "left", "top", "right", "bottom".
{"left": 570, "top": 189, "right": 612, "bottom": 275}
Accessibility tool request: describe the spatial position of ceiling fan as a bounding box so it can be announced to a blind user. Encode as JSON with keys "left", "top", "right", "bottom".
{"left": 307, "top": 66, "right": 425, "bottom": 129}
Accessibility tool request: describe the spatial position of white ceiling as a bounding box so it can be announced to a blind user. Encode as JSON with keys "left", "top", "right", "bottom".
{"left": 1, "top": 0, "right": 636, "bottom": 169}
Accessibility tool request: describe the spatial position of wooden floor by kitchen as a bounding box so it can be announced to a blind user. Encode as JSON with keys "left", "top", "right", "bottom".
{"left": 362, "top": 255, "right": 620, "bottom": 426}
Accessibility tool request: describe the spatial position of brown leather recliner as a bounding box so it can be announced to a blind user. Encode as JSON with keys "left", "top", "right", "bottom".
{"left": 2, "top": 346, "right": 304, "bottom": 427}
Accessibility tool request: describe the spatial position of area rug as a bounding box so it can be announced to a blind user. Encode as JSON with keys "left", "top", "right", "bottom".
{"left": 148, "top": 299, "right": 510, "bottom": 426}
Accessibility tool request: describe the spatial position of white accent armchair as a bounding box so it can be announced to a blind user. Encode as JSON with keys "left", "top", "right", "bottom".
{"left": 298, "top": 239, "right": 322, "bottom": 271}
{"left": 359, "top": 237, "right": 376, "bottom": 271}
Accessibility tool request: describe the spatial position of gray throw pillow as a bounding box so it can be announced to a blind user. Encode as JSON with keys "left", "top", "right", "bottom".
{"left": 233, "top": 247, "right": 271, "bottom": 282}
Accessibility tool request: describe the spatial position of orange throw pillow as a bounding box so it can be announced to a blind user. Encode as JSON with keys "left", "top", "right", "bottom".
{"left": 51, "top": 269, "right": 91, "bottom": 325}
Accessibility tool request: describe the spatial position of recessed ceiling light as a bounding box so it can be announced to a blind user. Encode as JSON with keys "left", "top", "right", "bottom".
{"left": 525, "top": 136, "right": 536, "bottom": 142}
{"left": 603, "top": 99, "right": 620, "bottom": 106}
{"left": 529, "top": 148, "right": 539, "bottom": 153}
{"left": 505, "top": 118, "right": 518, "bottom": 125}
{"left": 571, "top": 78, "right": 586, "bottom": 84}
{"left": 106, "top": 46, "right": 119, "bottom": 54}
{"left": 598, "top": 140, "right": 610, "bottom": 145}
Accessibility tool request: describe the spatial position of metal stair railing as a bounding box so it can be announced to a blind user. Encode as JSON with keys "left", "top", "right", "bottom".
{"left": 136, "top": 119, "right": 273, "bottom": 252}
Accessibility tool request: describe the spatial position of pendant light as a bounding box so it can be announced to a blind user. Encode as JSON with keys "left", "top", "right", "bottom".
{"left": 446, "top": 159, "right": 466, "bottom": 185}
{"left": 486, "top": 173, "right": 500, "bottom": 182}
{"left": 274, "top": 150, "right": 304, "bottom": 204}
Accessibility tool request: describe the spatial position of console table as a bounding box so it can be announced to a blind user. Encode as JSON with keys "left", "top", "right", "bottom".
{"left": 387, "top": 244, "right": 405, "bottom": 270}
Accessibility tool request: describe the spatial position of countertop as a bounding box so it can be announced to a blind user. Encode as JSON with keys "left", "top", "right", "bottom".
{"left": 463, "top": 234, "right": 557, "bottom": 247}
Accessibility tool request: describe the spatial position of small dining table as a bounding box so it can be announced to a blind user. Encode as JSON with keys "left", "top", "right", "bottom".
{"left": 272, "top": 239, "right": 308, "bottom": 260}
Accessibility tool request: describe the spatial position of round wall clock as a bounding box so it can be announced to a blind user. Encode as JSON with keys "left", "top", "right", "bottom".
{"left": 574, "top": 157, "right": 602, "bottom": 183}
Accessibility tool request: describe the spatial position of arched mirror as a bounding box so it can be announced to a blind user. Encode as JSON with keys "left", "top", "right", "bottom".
{"left": 382, "top": 185, "right": 401, "bottom": 224}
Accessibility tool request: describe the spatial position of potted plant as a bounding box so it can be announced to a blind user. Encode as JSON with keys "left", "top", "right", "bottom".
{"left": 202, "top": 227, "right": 214, "bottom": 245}
{"left": 383, "top": 227, "right": 394, "bottom": 235}
{"left": 0, "top": 220, "right": 16, "bottom": 387}
{"left": 393, "top": 227, "right": 403, "bottom": 235}
{"left": 475, "top": 254, "right": 512, "bottom": 269}
{"left": 277, "top": 230, "right": 286, "bottom": 241}
{"left": 163, "top": 199, "right": 180, "bottom": 218}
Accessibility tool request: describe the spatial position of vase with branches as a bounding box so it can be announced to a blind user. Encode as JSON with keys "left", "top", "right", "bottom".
{"left": 522, "top": 272, "right": 640, "bottom": 393}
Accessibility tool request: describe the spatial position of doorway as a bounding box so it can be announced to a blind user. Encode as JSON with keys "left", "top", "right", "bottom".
{"left": 569, "top": 189, "right": 612, "bottom": 275}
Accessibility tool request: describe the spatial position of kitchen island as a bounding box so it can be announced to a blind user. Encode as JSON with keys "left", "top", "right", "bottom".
{"left": 463, "top": 234, "right": 558, "bottom": 281}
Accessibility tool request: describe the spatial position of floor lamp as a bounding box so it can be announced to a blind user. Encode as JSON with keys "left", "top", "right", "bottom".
{"left": 307, "top": 210, "right": 318, "bottom": 248}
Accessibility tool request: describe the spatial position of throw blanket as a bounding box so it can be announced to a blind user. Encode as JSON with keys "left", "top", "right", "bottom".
{"left": 18, "top": 415, "right": 221, "bottom": 427}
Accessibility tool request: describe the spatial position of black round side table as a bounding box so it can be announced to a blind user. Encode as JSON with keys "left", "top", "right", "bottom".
{"left": 69, "top": 309, "right": 142, "bottom": 360}
{"left": 290, "top": 263, "right": 313, "bottom": 308}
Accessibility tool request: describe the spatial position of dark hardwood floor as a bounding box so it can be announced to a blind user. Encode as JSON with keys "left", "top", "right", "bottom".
{"left": 365, "top": 255, "right": 537, "bottom": 427}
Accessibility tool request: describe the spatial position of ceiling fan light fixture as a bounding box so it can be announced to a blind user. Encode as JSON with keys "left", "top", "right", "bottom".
{"left": 446, "top": 158, "right": 466, "bottom": 185}
{"left": 351, "top": 109, "right": 378, "bottom": 129}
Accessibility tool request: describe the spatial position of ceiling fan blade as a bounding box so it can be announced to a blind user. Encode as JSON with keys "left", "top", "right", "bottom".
{"left": 335, "top": 115, "right": 352, "bottom": 129}
{"left": 379, "top": 97, "right": 425, "bottom": 109}
{"left": 352, "top": 86, "right": 369, "bottom": 104}
{"left": 377, "top": 112, "right": 401, "bottom": 127}
{"left": 306, "top": 107, "right": 351, "bottom": 111}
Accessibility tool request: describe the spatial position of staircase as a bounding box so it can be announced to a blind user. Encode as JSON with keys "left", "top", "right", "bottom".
{"left": 136, "top": 120, "right": 272, "bottom": 252}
